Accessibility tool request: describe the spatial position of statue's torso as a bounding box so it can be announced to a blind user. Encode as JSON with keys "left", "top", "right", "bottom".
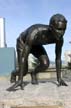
{"left": 20, "top": 24, "right": 57, "bottom": 45}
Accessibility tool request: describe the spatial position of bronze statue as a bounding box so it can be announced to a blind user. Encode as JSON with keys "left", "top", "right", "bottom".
{"left": 10, "top": 13, "right": 67, "bottom": 90}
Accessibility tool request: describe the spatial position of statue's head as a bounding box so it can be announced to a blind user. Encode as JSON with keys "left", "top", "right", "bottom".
{"left": 49, "top": 14, "right": 67, "bottom": 40}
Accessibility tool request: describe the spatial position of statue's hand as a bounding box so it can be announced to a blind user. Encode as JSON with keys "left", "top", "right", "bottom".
{"left": 7, "top": 80, "right": 24, "bottom": 91}
{"left": 13, "top": 80, "right": 24, "bottom": 90}
{"left": 58, "top": 79, "right": 68, "bottom": 86}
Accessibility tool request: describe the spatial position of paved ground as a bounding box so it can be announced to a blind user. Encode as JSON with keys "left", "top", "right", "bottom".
{"left": 0, "top": 69, "right": 71, "bottom": 108}
{"left": 0, "top": 76, "right": 71, "bottom": 108}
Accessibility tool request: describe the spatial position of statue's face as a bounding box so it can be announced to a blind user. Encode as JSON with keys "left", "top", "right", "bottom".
{"left": 53, "top": 21, "right": 67, "bottom": 40}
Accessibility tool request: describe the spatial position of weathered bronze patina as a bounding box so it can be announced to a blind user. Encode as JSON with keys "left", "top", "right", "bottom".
{"left": 10, "top": 14, "right": 67, "bottom": 90}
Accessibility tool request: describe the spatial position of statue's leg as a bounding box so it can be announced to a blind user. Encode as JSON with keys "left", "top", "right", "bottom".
{"left": 31, "top": 45, "right": 50, "bottom": 84}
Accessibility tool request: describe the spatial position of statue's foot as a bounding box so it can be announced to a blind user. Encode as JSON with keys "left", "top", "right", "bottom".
{"left": 58, "top": 79, "right": 68, "bottom": 86}
{"left": 10, "top": 73, "right": 16, "bottom": 83}
{"left": 31, "top": 72, "right": 38, "bottom": 85}
{"left": 31, "top": 79, "right": 38, "bottom": 85}
{"left": 20, "top": 82, "right": 24, "bottom": 90}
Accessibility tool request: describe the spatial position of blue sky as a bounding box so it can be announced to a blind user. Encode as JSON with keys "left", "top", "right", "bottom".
{"left": 0, "top": 0, "right": 71, "bottom": 61}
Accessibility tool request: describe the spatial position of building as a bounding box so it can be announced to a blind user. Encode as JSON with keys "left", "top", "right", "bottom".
{"left": 0, "top": 17, "right": 7, "bottom": 47}
{"left": 0, "top": 18, "right": 16, "bottom": 75}
{"left": 64, "top": 50, "right": 71, "bottom": 68}
{"left": 64, "top": 50, "right": 71, "bottom": 63}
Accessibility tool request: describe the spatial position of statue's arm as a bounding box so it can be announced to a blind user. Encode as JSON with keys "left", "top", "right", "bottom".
{"left": 9, "top": 35, "right": 33, "bottom": 90}
{"left": 55, "top": 40, "right": 63, "bottom": 83}
{"left": 16, "top": 43, "right": 31, "bottom": 89}
{"left": 55, "top": 39, "right": 67, "bottom": 86}
{"left": 19, "top": 43, "right": 31, "bottom": 79}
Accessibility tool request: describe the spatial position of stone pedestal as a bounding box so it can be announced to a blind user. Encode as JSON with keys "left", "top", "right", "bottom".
{"left": 0, "top": 77, "right": 71, "bottom": 108}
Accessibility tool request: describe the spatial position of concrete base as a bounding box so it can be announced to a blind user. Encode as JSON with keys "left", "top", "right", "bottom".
{"left": 0, "top": 77, "right": 71, "bottom": 108}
